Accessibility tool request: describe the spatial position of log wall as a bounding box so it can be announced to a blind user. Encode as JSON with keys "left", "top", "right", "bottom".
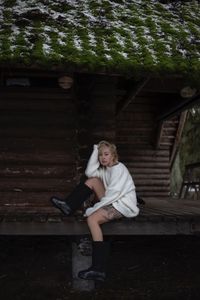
{"left": 75, "top": 75, "right": 116, "bottom": 175}
{"left": 0, "top": 87, "right": 77, "bottom": 213}
{"left": 116, "top": 94, "right": 179, "bottom": 199}
{"left": 0, "top": 74, "right": 183, "bottom": 214}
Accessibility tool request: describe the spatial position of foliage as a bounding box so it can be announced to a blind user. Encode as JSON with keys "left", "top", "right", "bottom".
{"left": 171, "top": 106, "right": 200, "bottom": 195}
{"left": 179, "top": 107, "right": 200, "bottom": 173}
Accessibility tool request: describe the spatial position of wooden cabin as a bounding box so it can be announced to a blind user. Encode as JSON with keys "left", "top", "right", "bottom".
{"left": 0, "top": 0, "right": 199, "bottom": 237}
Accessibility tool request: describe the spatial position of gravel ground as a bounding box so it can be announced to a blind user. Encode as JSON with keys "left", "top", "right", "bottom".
{"left": 0, "top": 235, "right": 200, "bottom": 300}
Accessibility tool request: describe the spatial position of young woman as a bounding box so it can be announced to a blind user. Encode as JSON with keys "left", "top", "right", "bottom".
{"left": 50, "top": 141, "right": 139, "bottom": 281}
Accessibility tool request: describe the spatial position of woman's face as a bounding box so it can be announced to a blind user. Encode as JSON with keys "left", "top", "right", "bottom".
{"left": 98, "top": 146, "right": 114, "bottom": 167}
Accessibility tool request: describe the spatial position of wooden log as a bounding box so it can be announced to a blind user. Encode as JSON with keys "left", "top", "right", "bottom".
{"left": 134, "top": 179, "right": 170, "bottom": 186}
{"left": 0, "top": 152, "right": 75, "bottom": 164}
{"left": 117, "top": 128, "right": 153, "bottom": 135}
{"left": 118, "top": 148, "right": 170, "bottom": 156}
{"left": 133, "top": 174, "right": 169, "bottom": 179}
{"left": 125, "top": 162, "right": 170, "bottom": 168}
{"left": 0, "top": 138, "right": 75, "bottom": 152}
{"left": 0, "top": 178, "right": 75, "bottom": 192}
{"left": 121, "top": 156, "right": 169, "bottom": 162}
{"left": 136, "top": 186, "right": 170, "bottom": 191}
{"left": 137, "top": 191, "right": 169, "bottom": 196}
{"left": 117, "top": 112, "right": 156, "bottom": 121}
{"left": 0, "top": 191, "right": 68, "bottom": 204}
{"left": 0, "top": 165, "right": 75, "bottom": 178}
{"left": 0, "top": 127, "right": 74, "bottom": 138}
{"left": 0, "top": 87, "right": 72, "bottom": 99}
{"left": 0, "top": 112, "right": 75, "bottom": 125}
{"left": 116, "top": 120, "right": 155, "bottom": 126}
{"left": 129, "top": 168, "right": 170, "bottom": 174}
{"left": 117, "top": 138, "right": 153, "bottom": 145}
{"left": 0, "top": 99, "right": 74, "bottom": 111}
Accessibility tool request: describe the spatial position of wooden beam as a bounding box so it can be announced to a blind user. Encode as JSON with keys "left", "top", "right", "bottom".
{"left": 157, "top": 93, "right": 200, "bottom": 122}
{"left": 115, "top": 77, "right": 149, "bottom": 116}
{"left": 170, "top": 111, "right": 188, "bottom": 168}
{"left": 156, "top": 121, "right": 164, "bottom": 149}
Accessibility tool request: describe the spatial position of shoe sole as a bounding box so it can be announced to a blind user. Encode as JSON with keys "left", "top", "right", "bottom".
{"left": 78, "top": 273, "right": 105, "bottom": 282}
{"left": 79, "top": 276, "right": 105, "bottom": 282}
{"left": 50, "top": 198, "right": 71, "bottom": 216}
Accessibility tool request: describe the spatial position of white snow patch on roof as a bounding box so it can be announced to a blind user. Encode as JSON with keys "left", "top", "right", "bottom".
{"left": 43, "top": 43, "right": 51, "bottom": 54}
{"left": 88, "top": 31, "right": 97, "bottom": 47}
{"left": 74, "top": 35, "right": 82, "bottom": 50}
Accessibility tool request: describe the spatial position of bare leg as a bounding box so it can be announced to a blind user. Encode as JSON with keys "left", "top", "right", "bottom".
{"left": 87, "top": 209, "right": 109, "bottom": 241}
{"left": 85, "top": 177, "right": 105, "bottom": 200}
{"left": 84, "top": 178, "right": 109, "bottom": 241}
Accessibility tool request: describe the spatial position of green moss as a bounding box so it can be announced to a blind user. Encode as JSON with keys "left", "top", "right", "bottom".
{"left": 0, "top": 0, "right": 199, "bottom": 82}
{"left": 3, "top": 0, "right": 16, "bottom": 7}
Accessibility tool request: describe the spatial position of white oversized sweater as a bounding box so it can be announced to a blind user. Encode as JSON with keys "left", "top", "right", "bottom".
{"left": 84, "top": 145, "right": 139, "bottom": 218}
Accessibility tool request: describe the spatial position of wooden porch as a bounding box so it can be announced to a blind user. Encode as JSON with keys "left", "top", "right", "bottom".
{"left": 1, "top": 198, "right": 200, "bottom": 236}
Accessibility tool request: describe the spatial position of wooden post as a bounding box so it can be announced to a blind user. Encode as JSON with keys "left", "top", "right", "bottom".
{"left": 71, "top": 238, "right": 95, "bottom": 291}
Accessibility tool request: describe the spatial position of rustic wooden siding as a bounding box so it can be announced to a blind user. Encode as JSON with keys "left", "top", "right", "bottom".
{"left": 75, "top": 75, "right": 116, "bottom": 175}
{"left": 116, "top": 94, "right": 174, "bottom": 199}
{"left": 0, "top": 74, "right": 184, "bottom": 215}
{"left": 75, "top": 76, "right": 182, "bottom": 200}
{"left": 0, "top": 87, "right": 77, "bottom": 213}
{"left": 158, "top": 117, "right": 179, "bottom": 149}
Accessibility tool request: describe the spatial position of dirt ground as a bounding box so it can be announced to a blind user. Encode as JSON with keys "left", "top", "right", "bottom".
{"left": 0, "top": 235, "right": 200, "bottom": 300}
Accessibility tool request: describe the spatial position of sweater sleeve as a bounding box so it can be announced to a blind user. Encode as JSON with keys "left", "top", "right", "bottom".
{"left": 85, "top": 145, "right": 100, "bottom": 178}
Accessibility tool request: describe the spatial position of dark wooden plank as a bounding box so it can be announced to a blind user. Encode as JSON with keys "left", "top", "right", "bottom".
{"left": 120, "top": 156, "right": 170, "bottom": 163}
{"left": 0, "top": 128, "right": 73, "bottom": 138}
{"left": 0, "top": 152, "right": 75, "bottom": 164}
{"left": 136, "top": 188, "right": 170, "bottom": 193}
{"left": 0, "top": 88, "right": 72, "bottom": 99}
{"left": 0, "top": 178, "right": 75, "bottom": 192}
{"left": 129, "top": 168, "right": 170, "bottom": 174}
{"left": 146, "top": 199, "right": 200, "bottom": 215}
{"left": 0, "top": 207, "right": 56, "bottom": 217}
{"left": 0, "top": 138, "right": 76, "bottom": 152}
{"left": 126, "top": 162, "right": 170, "bottom": 168}
{"left": 0, "top": 112, "right": 75, "bottom": 126}
{"left": 0, "top": 165, "right": 75, "bottom": 177}
{"left": 133, "top": 174, "right": 170, "bottom": 179}
{"left": 137, "top": 192, "right": 170, "bottom": 197}
{"left": 134, "top": 179, "right": 170, "bottom": 186}
{"left": 0, "top": 191, "right": 69, "bottom": 202}
{"left": 0, "top": 99, "right": 73, "bottom": 111}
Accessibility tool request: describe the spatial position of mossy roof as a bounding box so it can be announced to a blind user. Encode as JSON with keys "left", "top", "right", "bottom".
{"left": 0, "top": 0, "right": 199, "bottom": 81}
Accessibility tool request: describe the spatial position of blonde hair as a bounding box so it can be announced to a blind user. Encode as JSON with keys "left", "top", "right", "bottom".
{"left": 98, "top": 140, "right": 118, "bottom": 163}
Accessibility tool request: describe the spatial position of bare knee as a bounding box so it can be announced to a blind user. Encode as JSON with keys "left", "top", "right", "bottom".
{"left": 87, "top": 212, "right": 107, "bottom": 228}
{"left": 87, "top": 214, "right": 97, "bottom": 227}
{"left": 85, "top": 177, "right": 102, "bottom": 189}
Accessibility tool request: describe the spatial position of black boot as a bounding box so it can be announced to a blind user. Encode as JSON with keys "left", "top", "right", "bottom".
{"left": 78, "top": 241, "right": 110, "bottom": 282}
{"left": 50, "top": 182, "right": 93, "bottom": 216}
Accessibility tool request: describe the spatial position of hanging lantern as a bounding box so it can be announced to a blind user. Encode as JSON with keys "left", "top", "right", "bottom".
{"left": 180, "top": 86, "right": 197, "bottom": 98}
{"left": 58, "top": 76, "right": 73, "bottom": 89}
